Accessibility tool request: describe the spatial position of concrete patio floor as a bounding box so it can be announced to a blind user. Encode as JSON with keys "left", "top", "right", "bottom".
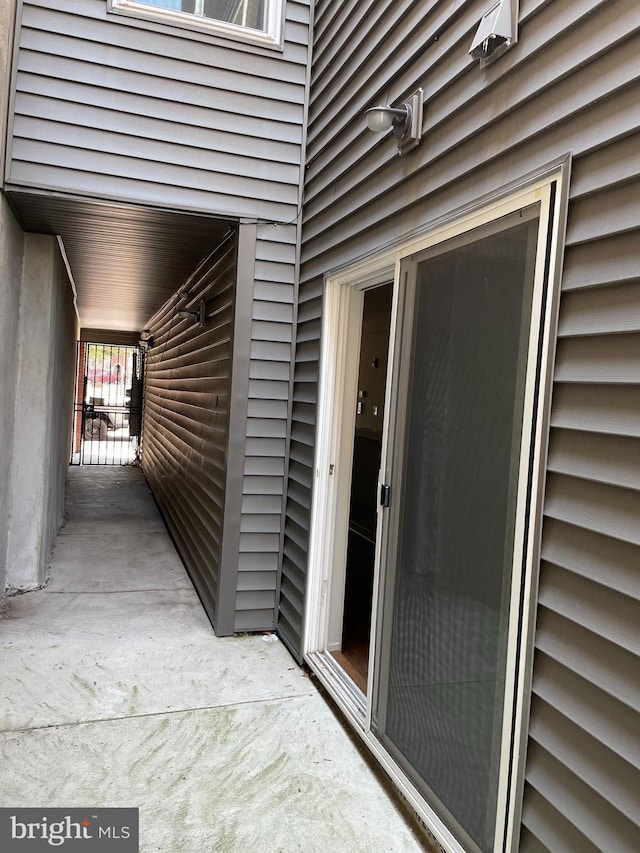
{"left": 0, "top": 466, "right": 429, "bottom": 852}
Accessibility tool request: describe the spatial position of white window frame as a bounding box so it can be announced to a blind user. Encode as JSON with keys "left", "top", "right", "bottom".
{"left": 108, "top": 0, "right": 285, "bottom": 50}
{"left": 303, "top": 164, "right": 569, "bottom": 853}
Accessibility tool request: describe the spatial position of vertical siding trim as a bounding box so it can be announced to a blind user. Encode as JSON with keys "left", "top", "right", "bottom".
{"left": 507, "top": 157, "right": 573, "bottom": 853}
{"left": 275, "top": 0, "right": 316, "bottom": 659}
{"left": 217, "top": 221, "right": 257, "bottom": 635}
{"left": 2, "top": 0, "right": 22, "bottom": 183}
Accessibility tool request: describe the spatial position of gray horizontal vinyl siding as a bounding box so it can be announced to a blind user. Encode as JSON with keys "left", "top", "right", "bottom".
{"left": 141, "top": 231, "right": 236, "bottom": 632}
{"left": 523, "top": 277, "right": 640, "bottom": 853}
{"left": 234, "top": 223, "right": 297, "bottom": 633}
{"left": 283, "top": 0, "right": 640, "bottom": 842}
{"left": 277, "top": 274, "right": 321, "bottom": 659}
{"left": 142, "top": 223, "right": 291, "bottom": 635}
{"left": 7, "top": 0, "right": 310, "bottom": 222}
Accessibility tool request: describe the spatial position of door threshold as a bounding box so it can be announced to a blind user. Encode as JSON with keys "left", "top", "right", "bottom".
{"left": 305, "top": 650, "right": 367, "bottom": 728}
{"left": 330, "top": 648, "right": 368, "bottom": 694}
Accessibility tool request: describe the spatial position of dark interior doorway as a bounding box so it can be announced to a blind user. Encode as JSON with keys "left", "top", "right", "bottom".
{"left": 332, "top": 283, "right": 392, "bottom": 692}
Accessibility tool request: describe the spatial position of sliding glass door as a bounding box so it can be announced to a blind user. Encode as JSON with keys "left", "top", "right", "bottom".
{"left": 373, "top": 207, "right": 543, "bottom": 852}
{"left": 305, "top": 175, "right": 565, "bottom": 852}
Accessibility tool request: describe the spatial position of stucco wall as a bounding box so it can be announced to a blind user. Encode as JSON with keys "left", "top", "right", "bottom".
{"left": 42, "top": 243, "right": 78, "bottom": 560}
{"left": 5, "top": 235, "right": 77, "bottom": 590}
{"left": 0, "top": 198, "right": 24, "bottom": 599}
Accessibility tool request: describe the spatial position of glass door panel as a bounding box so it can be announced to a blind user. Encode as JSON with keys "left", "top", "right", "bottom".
{"left": 374, "top": 213, "right": 540, "bottom": 852}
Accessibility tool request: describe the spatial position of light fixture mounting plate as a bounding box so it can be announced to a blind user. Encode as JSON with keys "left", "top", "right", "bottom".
{"left": 397, "top": 88, "right": 423, "bottom": 154}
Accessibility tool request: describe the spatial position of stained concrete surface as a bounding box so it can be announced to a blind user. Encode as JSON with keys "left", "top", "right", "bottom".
{"left": 0, "top": 466, "right": 429, "bottom": 852}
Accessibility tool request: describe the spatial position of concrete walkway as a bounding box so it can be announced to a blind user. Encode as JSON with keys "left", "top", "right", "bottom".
{"left": 0, "top": 467, "right": 428, "bottom": 852}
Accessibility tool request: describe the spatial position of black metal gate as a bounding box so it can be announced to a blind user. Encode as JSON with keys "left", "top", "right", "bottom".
{"left": 71, "top": 342, "right": 144, "bottom": 465}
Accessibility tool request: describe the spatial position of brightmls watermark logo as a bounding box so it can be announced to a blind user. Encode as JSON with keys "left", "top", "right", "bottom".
{"left": 0, "top": 809, "right": 138, "bottom": 851}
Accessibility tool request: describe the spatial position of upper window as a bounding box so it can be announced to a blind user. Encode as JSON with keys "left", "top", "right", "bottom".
{"left": 109, "top": 0, "right": 284, "bottom": 48}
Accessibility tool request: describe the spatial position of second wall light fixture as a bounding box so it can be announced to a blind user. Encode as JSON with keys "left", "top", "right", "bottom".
{"left": 365, "top": 88, "right": 424, "bottom": 154}
{"left": 178, "top": 300, "right": 207, "bottom": 327}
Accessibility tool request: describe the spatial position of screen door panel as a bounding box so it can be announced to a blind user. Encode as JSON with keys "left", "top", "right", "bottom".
{"left": 375, "top": 217, "right": 539, "bottom": 852}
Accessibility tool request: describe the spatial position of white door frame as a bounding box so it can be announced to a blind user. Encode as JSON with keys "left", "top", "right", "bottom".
{"left": 303, "top": 260, "right": 395, "bottom": 659}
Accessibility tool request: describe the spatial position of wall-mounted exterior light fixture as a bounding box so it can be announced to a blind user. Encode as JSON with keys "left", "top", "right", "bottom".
{"left": 138, "top": 329, "right": 154, "bottom": 349}
{"left": 365, "top": 88, "right": 423, "bottom": 154}
{"left": 178, "top": 300, "right": 206, "bottom": 327}
{"left": 469, "top": 0, "right": 518, "bottom": 67}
